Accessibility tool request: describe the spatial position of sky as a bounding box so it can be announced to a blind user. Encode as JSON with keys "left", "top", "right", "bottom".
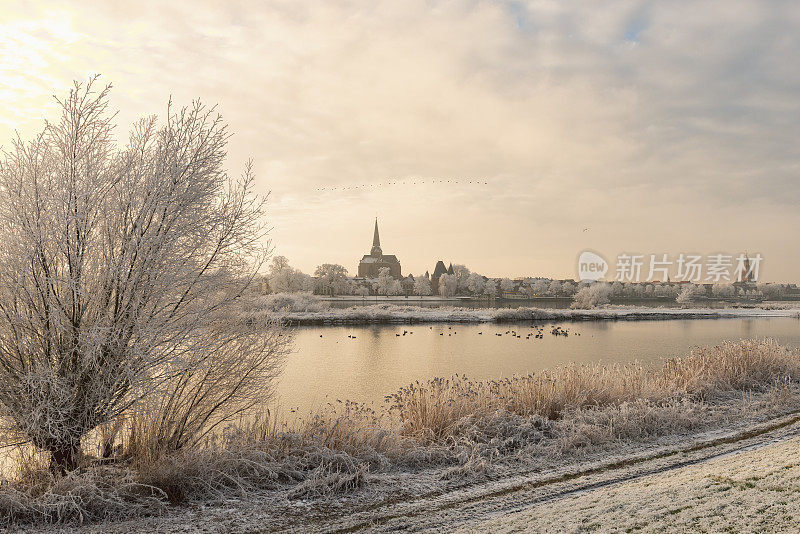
{"left": 1, "top": 1, "right": 799, "bottom": 282}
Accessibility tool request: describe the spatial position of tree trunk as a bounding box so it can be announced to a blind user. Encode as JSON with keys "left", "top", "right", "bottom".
{"left": 49, "top": 444, "right": 80, "bottom": 475}
{"left": 101, "top": 438, "right": 114, "bottom": 459}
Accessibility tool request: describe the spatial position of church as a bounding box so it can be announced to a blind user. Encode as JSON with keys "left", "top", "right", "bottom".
{"left": 357, "top": 219, "right": 402, "bottom": 278}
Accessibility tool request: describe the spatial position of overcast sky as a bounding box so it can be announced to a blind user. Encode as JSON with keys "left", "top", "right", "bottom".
{"left": 1, "top": 1, "right": 799, "bottom": 281}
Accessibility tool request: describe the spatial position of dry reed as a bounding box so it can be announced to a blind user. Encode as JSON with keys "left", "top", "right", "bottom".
{"left": 386, "top": 339, "right": 800, "bottom": 444}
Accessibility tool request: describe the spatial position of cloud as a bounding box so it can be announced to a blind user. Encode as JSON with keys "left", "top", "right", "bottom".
{"left": 1, "top": 0, "right": 799, "bottom": 279}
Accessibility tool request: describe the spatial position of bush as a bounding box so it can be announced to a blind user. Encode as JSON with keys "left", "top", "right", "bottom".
{"left": 243, "top": 292, "right": 331, "bottom": 314}
{"left": 571, "top": 283, "right": 612, "bottom": 309}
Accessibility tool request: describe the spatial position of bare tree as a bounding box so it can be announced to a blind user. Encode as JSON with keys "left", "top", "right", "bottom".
{"left": 268, "top": 256, "right": 313, "bottom": 293}
{"left": 501, "top": 278, "right": 515, "bottom": 294}
{"left": 437, "top": 273, "right": 458, "bottom": 297}
{"left": 0, "top": 79, "right": 288, "bottom": 473}
{"left": 466, "top": 272, "right": 485, "bottom": 295}
{"left": 413, "top": 277, "right": 432, "bottom": 296}
{"left": 531, "top": 279, "right": 550, "bottom": 296}
{"left": 376, "top": 267, "right": 402, "bottom": 295}
{"left": 561, "top": 281, "right": 577, "bottom": 296}
{"left": 314, "top": 263, "right": 349, "bottom": 295}
{"left": 676, "top": 286, "right": 696, "bottom": 306}
{"left": 610, "top": 281, "right": 624, "bottom": 296}
{"left": 451, "top": 264, "right": 471, "bottom": 293}
{"left": 354, "top": 284, "right": 370, "bottom": 296}
{"left": 712, "top": 282, "right": 736, "bottom": 298}
{"left": 758, "top": 282, "right": 785, "bottom": 300}
{"left": 484, "top": 278, "right": 497, "bottom": 298}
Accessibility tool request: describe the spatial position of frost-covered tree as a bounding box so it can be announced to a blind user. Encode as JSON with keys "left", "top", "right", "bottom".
{"left": 692, "top": 284, "right": 707, "bottom": 297}
{"left": 314, "top": 263, "right": 349, "bottom": 295}
{"left": 376, "top": 267, "right": 402, "bottom": 295}
{"left": 561, "top": 281, "right": 577, "bottom": 296}
{"left": 484, "top": 278, "right": 497, "bottom": 298}
{"left": 0, "top": 80, "right": 289, "bottom": 472}
{"left": 376, "top": 267, "right": 393, "bottom": 295}
{"left": 758, "top": 283, "right": 785, "bottom": 300}
{"left": 676, "top": 286, "right": 693, "bottom": 305}
{"left": 571, "top": 282, "right": 612, "bottom": 309}
{"left": 268, "top": 256, "right": 313, "bottom": 293}
{"left": 712, "top": 282, "right": 736, "bottom": 298}
{"left": 389, "top": 280, "right": 403, "bottom": 295}
{"left": 676, "top": 284, "right": 704, "bottom": 305}
{"left": 547, "top": 279, "right": 561, "bottom": 296}
{"left": 271, "top": 269, "right": 313, "bottom": 293}
{"left": 452, "top": 264, "right": 471, "bottom": 293}
{"left": 531, "top": 279, "right": 550, "bottom": 296}
{"left": 466, "top": 272, "right": 485, "bottom": 295}
{"left": 610, "top": 281, "right": 624, "bottom": 296}
{"left": 438, "top": 273, "right": 458, "bottom": 297}
{"left": 413, "top": 277, "right": 432, "bottom": 296}
{"left": 501, "top": 278, "right": 515, "bottom": 294}
{"left": 354, "top": 284, "right": 370, "bottom": 296}
{"left": 269, "top": 255, "right": 290, "bottom": 273}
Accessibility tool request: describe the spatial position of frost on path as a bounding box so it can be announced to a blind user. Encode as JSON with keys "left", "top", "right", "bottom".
{"left": 463, "top": 436, "right": 800, "bottom": 533}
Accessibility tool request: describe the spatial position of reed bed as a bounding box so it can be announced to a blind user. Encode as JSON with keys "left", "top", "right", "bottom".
{"left": 387, "top": 339, "right": 800, "bottom": 444}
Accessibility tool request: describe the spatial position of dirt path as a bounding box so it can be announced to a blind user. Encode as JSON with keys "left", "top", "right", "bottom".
{"left": 299, "top": 413, "right": 800, "bottom": 533}
{"left": 458, "top": 433, "right": 800, "bottom": 533}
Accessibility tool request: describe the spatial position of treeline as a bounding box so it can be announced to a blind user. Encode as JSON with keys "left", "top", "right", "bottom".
{"left": 259, "top": 257, "right": 794, "bottom": 302}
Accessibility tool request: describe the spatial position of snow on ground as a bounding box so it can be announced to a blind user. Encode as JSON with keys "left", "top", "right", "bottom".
{"left": 462, "top": 435, "right": 800, "bottom": 533}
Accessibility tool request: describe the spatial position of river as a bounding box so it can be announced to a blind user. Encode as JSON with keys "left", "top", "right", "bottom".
{"left": 274, "top": 317, "right": 800, "bottom": 413}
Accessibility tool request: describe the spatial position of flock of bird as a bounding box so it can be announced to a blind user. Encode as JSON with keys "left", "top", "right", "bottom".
{"left": 322, "top": 325, "right": 579, "bottom": 340}
{"left": 314, "top": 180, "right": 489, "bottom": 192}
{"left": 484, "top": 325, "right": 576, "bottom": 339}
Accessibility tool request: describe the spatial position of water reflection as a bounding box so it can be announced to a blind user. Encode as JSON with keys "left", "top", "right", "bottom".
{"left": 277, "top": 318, "right": 800, "bottom": 413}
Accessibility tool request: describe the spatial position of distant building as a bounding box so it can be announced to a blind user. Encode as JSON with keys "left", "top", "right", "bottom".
{"left": 430, "top": 260, "right": 449, "bottom": 294}
{"left": 357, "top": 218, "right": 402, "bottom": 278}
{"left": 737, "top": 253, "right": 756, "bottom": 284}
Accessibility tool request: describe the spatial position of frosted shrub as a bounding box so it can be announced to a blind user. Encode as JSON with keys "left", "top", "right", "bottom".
{"left": 571, "top": 282, "right": 612, "bottom": 309}
{"left": 250, "top": 292, "right": 330, "bottom": 313}
{"left": 0, "top": 79, "right": 288, "bottom": 473}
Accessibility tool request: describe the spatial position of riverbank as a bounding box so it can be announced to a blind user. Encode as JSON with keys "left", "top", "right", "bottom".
{"left": 255, "top": 303, "right": 800, "bottom": 325}
{"left": 7, "top": 340, "right": 800, "bottom": 531}
{"left": 22, "top": 384, "right": 800, "bottom": 533}
{"left": 463, "top": 430, "right": 800, "bottom": 533}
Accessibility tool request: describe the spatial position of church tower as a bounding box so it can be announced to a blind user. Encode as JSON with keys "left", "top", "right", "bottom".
{"left": 357, "top": 218, "right": 401, "bottom": 278}
{"left": 371, "top": 218, "right": 382, "bottom": 257}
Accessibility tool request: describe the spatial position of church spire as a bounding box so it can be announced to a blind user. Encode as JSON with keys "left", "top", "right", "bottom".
{"left": 371, "top": 218, "right": 382, "bottom": 257}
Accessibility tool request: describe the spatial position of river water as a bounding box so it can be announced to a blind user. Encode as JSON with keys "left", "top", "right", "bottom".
{"left": 274, "top": 317, "right": 800, "bottom": 413}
